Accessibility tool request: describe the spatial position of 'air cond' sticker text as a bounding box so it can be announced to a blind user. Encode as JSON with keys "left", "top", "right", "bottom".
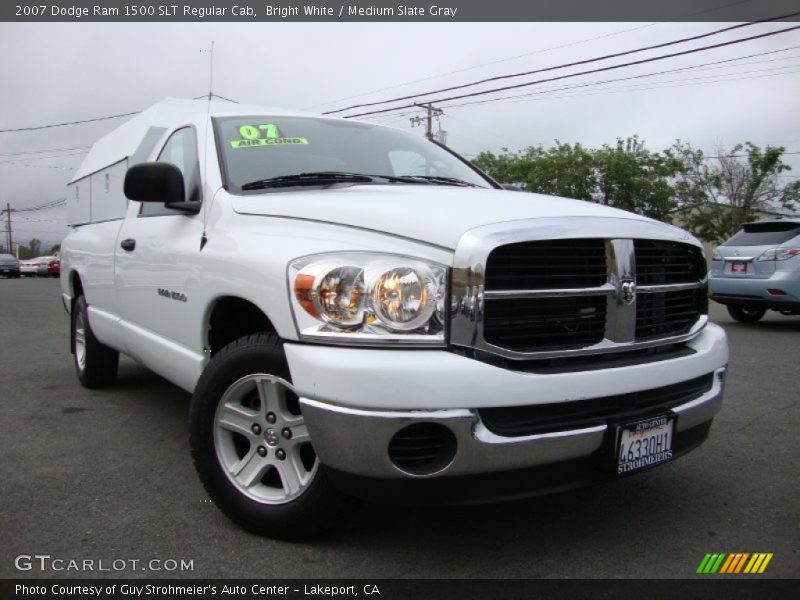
{"left": 231, "top": 138, "right": 308, "bottom": 148}
{"left": 231, "top": 124, "right": 309, "bottom": 149}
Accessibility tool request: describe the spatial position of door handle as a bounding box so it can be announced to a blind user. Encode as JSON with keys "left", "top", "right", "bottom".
{"left": 120, "top": 239, "right": 136, "bottom": 252}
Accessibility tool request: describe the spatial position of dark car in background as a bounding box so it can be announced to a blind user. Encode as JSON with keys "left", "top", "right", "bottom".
{"left": 0, "top": 254, "right": 20, "bottom": 278}
{"left": 709, "top": 219, "right": 800, "bottom": 322}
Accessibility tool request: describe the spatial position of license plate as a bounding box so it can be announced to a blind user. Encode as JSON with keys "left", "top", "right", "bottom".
{"left": 616, "top": 415, "right": 674, "bottom": 475}
{"left": 731, "top": 261, "right": 748, "bottom": 273}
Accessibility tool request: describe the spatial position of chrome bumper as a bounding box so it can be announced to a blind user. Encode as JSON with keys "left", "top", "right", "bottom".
{"left": 300, "top": 367, "right": 726, "bottom": 479}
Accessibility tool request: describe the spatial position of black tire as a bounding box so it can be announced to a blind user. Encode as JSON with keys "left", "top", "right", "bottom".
{"left": 190, "top": 333, "right": 344, "bottom": 540}
{"left": 72, "top": 295, "right": 119, "bottom": 388}
{"left": 727, "top": 304, "right": 766, "bottom": 323}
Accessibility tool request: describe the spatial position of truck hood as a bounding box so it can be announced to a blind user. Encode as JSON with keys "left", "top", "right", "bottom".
{"left": 231, "top": 185, "right": 661, "bottom": 249}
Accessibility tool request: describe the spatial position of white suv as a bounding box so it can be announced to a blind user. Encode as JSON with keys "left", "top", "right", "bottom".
{"left": 61, "top": 99, "right": 729, "bottom": 538}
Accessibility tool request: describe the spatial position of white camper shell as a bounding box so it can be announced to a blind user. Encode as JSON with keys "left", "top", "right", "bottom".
{"left": 66, "top": 98, "right": 313, "bottom": 225}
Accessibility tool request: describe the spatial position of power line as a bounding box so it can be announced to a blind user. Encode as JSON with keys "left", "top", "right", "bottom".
{"left": 0, "top": 162, "right": 75, "bottom": 170}
{"left": 306, "top": 23, "right": 665, "bottom": 111}
{"left": 307, "top": 0, "right": 762, "bottom": 111}
{"left": 12, "top": 217, "right": 66, "bottom": 223}
{"left": 340, "top": 25, "right": 800, "bottom": 119}
{"left": 0, "top": 145, "right": 90, "bottom": 157}
{"left": 359, "top": 47, "right": 800, "bottom": 120}
{"left": 0, "top": 151, "right": 88, "bottom": 165}
{"left": 1, "top": 91, "right": 240, "bottom": 136}
{"left": 430, "top": 62, "right": 800, "bottom": 114}
{"left": 325, "top": 12, "right": 800, "bottom": 116}
{"left": 357, "top": 53, "right": 800, "bottom": 121}
{"left": 12, "top": 200, "right": 67, "bottom": 213}
{"left": 703, "top": 151, "right": 800, "bottom": 159}
{"left": 9, "top": 229, "right": 68, "bottom": 235}
{"left": 0, "top": 112, "right": 138, "bottom": 134}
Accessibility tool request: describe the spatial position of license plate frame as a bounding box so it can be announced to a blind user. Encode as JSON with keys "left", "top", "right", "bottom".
{"left": 731, "top": 261, "right": 748, "bottom": 273}
{"left": 615, "top": 414, "right": 675, "bottom": 475}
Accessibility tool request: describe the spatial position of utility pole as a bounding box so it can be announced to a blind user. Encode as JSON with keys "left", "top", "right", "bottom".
{"left": 410, "top": 103, "right": 444, "bottom": 142}
{"left": 2, "top": 203, "right": 11, "bottom": 255}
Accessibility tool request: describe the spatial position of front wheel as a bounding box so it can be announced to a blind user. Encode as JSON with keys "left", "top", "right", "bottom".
{"left": 727, "top": 304, "right": 766, "bottom": 323}
{"left": 189, "top": 333, "right": 343, "bottom": 539}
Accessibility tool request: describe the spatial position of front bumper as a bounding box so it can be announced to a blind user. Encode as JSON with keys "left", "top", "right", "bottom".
{"left": 299, "top": 367, "right": 725, "bottom": 480}
{"left": 322, "top": 420, "right": 714, "bottom": 505}
{"left": 286, "top": 323, "right": 728, "bottom": 481}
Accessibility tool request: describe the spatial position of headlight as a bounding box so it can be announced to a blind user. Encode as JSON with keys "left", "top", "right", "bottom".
{"left": 289, "top": 253, "right": 448, "bottom": 345}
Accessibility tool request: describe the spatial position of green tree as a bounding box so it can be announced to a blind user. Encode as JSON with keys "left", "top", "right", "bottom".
{"left": 473, "top": 137, "right": 683, "bottom": 220}
{"left": 594, "top": 136, "right": 685, "bottom": 221}
{"left": 28, "top": 238, "right": 42, "bottom": 257}
{"left": 474, "top": 142, "right": 596, "bottom": 200}
{"left": 669, "top": 142, "right": 800, "bottom": 244}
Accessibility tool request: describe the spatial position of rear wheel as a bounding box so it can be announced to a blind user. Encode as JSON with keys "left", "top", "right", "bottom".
{"left": 189, "top": 333, "right": 343, "bottom": 539}
{"left": 72, "top": 295, "right": 119, "bottom": 388}
{"left": 727, "top": 305, "right": 766, "bottom": 323}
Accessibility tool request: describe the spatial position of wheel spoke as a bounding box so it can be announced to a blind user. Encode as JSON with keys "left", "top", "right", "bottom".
{"left": 256, "top": 379, "right": 282, "bottom": 414}
{"left": 280, "top": 408, "right": 303, "bottom": 427}
{"left": 232, "top": 450, "right": 269, "bottom": 488}
{"left": 218, "top": 403, "right": 258, "bottom": 437}
{"left": 288, "top": 423, "right": 310, "bottom": 446}
{"left": 277, "top": 455, "right": 304, "bottom": 496}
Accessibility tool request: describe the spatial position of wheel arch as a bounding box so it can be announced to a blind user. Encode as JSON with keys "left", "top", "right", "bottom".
{"left": 205, "top": 296, "right": 279, "bottom": 356}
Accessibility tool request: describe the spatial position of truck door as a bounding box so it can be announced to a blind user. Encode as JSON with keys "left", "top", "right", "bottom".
{"left": 114, "top": 126, "right": 205, "bottom": 374}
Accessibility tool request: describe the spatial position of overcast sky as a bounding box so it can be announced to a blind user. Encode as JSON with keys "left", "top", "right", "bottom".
{"left": 1, "top": 21, "right": 799, "bottom": 246}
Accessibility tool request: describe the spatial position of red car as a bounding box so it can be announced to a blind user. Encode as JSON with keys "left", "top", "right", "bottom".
{"left": 47, "top": 258, "right": 60, "bottom": 278}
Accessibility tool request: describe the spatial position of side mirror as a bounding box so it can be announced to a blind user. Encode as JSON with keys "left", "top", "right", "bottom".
{"left": 501, "top": 183, "right": 524, "bottom": 192}
{"left": 124, "top": 162, "right": 200, "bottom": 213}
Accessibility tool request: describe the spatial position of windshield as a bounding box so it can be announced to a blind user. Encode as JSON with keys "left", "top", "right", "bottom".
{"left": 214, "top": 116, "right": 493, "bottom": 191}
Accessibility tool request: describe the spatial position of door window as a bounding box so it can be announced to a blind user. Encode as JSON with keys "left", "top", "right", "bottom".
{"left": 140, "top": 127, "right": 201, "bottom": 216}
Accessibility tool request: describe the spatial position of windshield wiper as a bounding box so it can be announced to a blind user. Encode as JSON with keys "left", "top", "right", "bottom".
{"left": 241, "top": 172, "right": 376, "bottom": 191}
{"left": 400, "top": 175, "right": 478, "bottom": 187}
{"left": 240, "top": 171, "right": 479, "bottom": 191}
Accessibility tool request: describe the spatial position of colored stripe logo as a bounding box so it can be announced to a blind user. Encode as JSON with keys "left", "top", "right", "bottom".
{"left": 697, "top": 553, "right": 773, "bottom": 574}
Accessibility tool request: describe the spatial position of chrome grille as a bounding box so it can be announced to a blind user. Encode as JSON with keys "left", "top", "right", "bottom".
{"left": 634, "top": 239, "right": 706, "bottom": 285}
{"left": 483, "top": 296, "right": 606, "bottom": 351}
{"left": 636, "top": 287, "right": 708, "bottom": 340}
{"left": 450, "top": 220, "right": 708, "bottom": 361}
{"left": 485, "top": 239, "right": 607, "bottom": 290}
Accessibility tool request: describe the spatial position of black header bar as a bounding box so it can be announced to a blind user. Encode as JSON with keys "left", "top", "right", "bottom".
{"left": 4, "top": 0, "right": 800, "bottom": 22}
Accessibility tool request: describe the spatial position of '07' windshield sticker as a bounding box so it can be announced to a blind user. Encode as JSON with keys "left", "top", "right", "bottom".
{"left": 231, "top": 124, "right": 309, "bottom": 149}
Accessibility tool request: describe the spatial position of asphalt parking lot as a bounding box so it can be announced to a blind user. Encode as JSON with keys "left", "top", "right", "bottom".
{"left": 1, "top": 277, "right": 798, "bottom": 579}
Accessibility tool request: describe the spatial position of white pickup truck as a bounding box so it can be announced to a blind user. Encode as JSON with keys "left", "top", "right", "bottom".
{"left": 61, "top": 99, "right": 729, "bottom": 539}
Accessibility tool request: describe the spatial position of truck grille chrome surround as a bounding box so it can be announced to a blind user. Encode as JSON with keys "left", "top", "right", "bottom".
{"left": 450, "top": 217, "right": 708, "bottom": 360}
